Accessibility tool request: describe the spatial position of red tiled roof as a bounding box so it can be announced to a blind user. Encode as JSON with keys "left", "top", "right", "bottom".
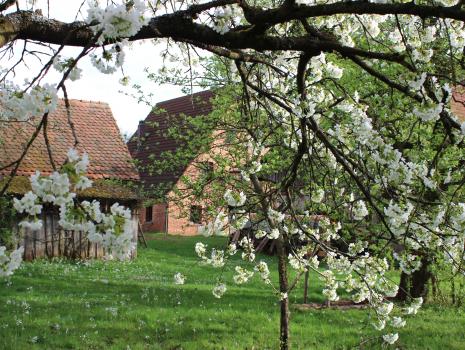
{"left": 128, "top": 90, "right": 214, "bottom": 195}
{"left": 0, "top": 99, "right": 139, "bottom": 181}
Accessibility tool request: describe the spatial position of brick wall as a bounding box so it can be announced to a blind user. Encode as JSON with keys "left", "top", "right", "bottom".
{"left": 139, "top": 201, "right": 203, "bottom": 235}
{"left": 166, "top": 203, "right": 202, "bottom": 235}
{"left": 451, "top": 91, "right": 465, "bottom": 122}
{"left": 139, "top": 130, "right": 231, "bottom": 236}
{"left": 164, "top": 158, "right": 206, "bottom": 235}
{"left": 140, "top": 203, "right": 168, "bottom": 233}
{"left": 162, "top": 131, "right": 235, "bottom": 236}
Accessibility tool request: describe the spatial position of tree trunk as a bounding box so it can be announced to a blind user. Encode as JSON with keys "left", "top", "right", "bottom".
{"left": 396, "top": 271, "right": 410, "bottom": 301}
{"left": 410, "top": 256, "right": 432, "bottom": 300}
{"left": 276, "top": 238, "right": 290, "bottom": 350}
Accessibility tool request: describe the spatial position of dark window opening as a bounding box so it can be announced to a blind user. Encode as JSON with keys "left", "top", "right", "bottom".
{"left": 190, "top": 206, "right": 202, "bottom": 224}
{"left": 145, "top": 206, "right": 153, "bottom": 222}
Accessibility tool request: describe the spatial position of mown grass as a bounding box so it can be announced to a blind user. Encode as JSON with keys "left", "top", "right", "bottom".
{"left": 0, "top": 233, "right": 464, "bottom": 349}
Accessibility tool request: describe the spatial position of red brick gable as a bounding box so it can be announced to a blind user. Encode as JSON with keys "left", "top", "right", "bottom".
{"left": 0, "top": 99, "right": 139, "bottom": 180}
{"left": 451, "top": 90, "right": 465, "bottom": 122}
{"left": 128, "top": 90, "right": 214, "bottom": 195}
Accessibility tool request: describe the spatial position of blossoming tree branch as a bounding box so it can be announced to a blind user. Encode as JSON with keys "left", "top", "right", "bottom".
{"left": 1, "top": 0, "right": 465, "bottom": 349}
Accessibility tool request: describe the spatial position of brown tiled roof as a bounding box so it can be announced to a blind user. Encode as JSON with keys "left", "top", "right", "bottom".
{"left": 128, "top": 90, "right": 214, "bottom": 196}
{"left": 0, "top": 99, "right": 139, "bottom": 181}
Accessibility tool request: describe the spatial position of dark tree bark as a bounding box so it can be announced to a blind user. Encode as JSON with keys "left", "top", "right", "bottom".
{"left": 0, "top": 4, "right": 464, "bottom": 53}
{"left": 249, "top": 173, "right": 291, "bottom": 349}
{"left": 276, "top": 238, "right": 290, "bottom": 350}
{"left": 396, "top": 271, "right": 411, "bottom": 301}
{"left": 410, "top": 256, "right": 432, "bottom": 300}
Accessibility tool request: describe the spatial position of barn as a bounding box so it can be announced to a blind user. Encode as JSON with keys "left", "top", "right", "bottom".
{"left": 0, "top": 99, "right": 140, "bottom": 260}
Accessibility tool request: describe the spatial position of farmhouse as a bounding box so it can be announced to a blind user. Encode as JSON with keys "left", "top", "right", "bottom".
{"left": 0, "top": 99, "right": 140, "bottom": 260}
{"left": 128, "top": 90, "right": 318, "bottom": 238}
{"left": 128, "top": 91, "right": 215, "bottom": 235}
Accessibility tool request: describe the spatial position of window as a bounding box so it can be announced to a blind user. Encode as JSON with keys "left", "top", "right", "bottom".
{"left": 190, "top": 205, "right": 202, "bottom": 224}
{"left": 145, "top": 206, "right": 153, "bottom": 222}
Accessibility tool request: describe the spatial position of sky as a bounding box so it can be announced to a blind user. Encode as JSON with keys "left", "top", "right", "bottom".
{"left": 4, "top": 1, "right": 195, "bottom": 137}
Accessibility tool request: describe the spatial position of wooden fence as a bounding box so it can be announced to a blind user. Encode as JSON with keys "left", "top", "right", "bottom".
{"left": 14, "top": 209, "right": 138, "bottom": 261}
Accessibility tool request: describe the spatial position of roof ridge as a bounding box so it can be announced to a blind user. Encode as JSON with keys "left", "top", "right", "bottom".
{"left": 155, "top": 90, "right": 212, "bottom": 107}
{"left": 59, "top": 98, "right": 110, "bottom": 106}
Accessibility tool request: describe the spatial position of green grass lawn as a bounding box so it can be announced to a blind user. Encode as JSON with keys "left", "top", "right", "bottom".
{"left": 1, "top": 234, "right": 464, "bottom": 349}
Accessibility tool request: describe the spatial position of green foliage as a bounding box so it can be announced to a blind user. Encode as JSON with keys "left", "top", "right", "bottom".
{"left": 0, "top": 197, "right": 15, "bottom": 248}
{"left": 431, "top": 257, "right": 465, "bottom": 307}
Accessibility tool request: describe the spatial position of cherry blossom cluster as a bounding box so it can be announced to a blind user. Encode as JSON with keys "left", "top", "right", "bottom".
{"left": 194, "top": 233, "right": 275, "bottom": 297}
{"left": 192, "top": 201, "right": 428, "bottom": 343}
{"left": 209, "top": 6, "right": 241, "bottom": 35}
{"left": 90, "top": 43, "right": 126, "bottom": 74}
{"left": 198, "top": 210, "right": 228, "bottom": 237}
{"left": 0, "top": 246, "right": 24, "bottom": 277}
{"left": 223, "top": 189, "right": 246, "bottom": 207}
{"left": 13, "top": 148, "right": 136, "bottom": 261}
{"left": 86, "top": 0, "right": 149, "bottom": 44}
{"left": 0, "top": 82, "right": 58, "bottom": 121}
{"left": 52, "top": 56, "right": 82, "bottom": 81}
{"left": 86, "top": 0, "right": 149, "bottom": 74}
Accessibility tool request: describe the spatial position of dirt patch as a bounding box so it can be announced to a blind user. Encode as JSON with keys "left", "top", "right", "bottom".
{"left": 293, "top": 300, "right": 368, "bottom": 311}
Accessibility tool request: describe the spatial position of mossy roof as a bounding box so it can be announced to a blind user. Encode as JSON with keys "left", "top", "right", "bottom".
{"left": 0, "top": 176, "right": 139, "bottom": 201}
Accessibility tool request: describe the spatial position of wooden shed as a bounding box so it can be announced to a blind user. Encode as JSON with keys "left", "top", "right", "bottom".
{"left": 0, "top": 99, "right": 140, "bottom": 260}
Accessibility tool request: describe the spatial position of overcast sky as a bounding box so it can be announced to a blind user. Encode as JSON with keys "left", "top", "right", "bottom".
{"left": 4, "top": 1, "right": 195, "bottom": 137}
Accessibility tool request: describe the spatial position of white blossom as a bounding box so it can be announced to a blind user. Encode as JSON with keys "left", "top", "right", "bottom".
{"left": 268, "top": 208, "right": 285, "bottom": 223}
{"left": 86, "top": 0, "right": 149, "bottom": 44}
{"left": 0, "top": 246, "right": 24, "bottom": 277}
{"left": 254, "top": 261, "right": 270, "bottom": 282}
{"left": 14, "top": 149, "right": 135, "bottom": 261}
{"left": 212, "top": 283, "right": 227, "bottom": 298}
{"left": 414, "top": 103, "right": 443, "bottom": 122}
{"left": 233, "top": 266, "right": 254, "bottom": 284}
{"left": 311, "top": 188, "right": 324, "bottom": 203}
{"left": 382, "top": 333, "right": 399, "bottom": 345}
{"left": 224, "top": 189, "right": 246, "bottom": 207}
{"left": 268, "top": 228, "right": 280, "bottom": 240}
{"left": 174, "top": 272, "right": 185, "bottom": 285}
{"left": 195, "top": 242, "right": 207, "bottom": 258}
{"left": 0, "top": 83, "right": 58, "bottom": 121}
{"left": 404, "top": 297, "right": 423, "bottom": 315}
{"left": 353, "top": 200, "right": 369, "bottom": 220}
{"left": 391, "top": 316, "right": 406, "bottom": 328}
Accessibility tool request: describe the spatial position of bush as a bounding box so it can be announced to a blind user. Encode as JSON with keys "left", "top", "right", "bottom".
{"left": 0, "top": 197, "right": 16, "bottom": 248}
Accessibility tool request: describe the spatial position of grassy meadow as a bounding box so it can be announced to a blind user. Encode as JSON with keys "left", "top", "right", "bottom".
{"left": 0, "top": 233, "right": 464, "bottom": 349}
